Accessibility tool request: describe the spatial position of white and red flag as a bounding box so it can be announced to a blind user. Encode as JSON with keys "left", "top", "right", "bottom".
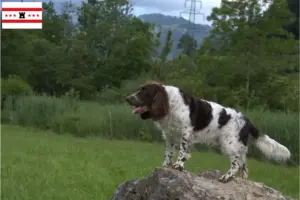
{"left": 1, "top": 2, "right": 43, "bottom": 29}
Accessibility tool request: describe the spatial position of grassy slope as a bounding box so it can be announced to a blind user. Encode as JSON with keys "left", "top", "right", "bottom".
{"left": 1, "top": 125, "right": 299, "bottom": 200}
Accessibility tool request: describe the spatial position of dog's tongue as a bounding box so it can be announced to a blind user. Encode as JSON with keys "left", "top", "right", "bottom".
{"left": 133, "top": 106, "right": 144, "bottom": 114}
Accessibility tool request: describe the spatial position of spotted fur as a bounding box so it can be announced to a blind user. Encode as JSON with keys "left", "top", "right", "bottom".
{"left": 126, "top": 82, "right": 291, "bottom": 182}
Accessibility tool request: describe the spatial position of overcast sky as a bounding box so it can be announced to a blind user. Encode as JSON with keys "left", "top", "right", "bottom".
{"left": 130, "top": 0, "right": 221, "bottom": 24}
{"left": 2, "top": 0, "right": 222, "bottom": 25}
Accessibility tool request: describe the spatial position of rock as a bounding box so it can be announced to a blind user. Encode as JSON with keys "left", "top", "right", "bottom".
{"left": 110, "top": 168, "right": 295, "bottom": 200}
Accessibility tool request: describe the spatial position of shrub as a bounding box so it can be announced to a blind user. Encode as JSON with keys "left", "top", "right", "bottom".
{"left": 1, "top": 75, "right": 32, "bottom": 97}
{"left": 93, "top": 74, "right": 153, "bottom": 103}
{"left": 2, "top": 94, "right": 299, "bottom": 164}
{"left": 1, "top": 95, "right": 76, "bottom": 128}
{"left": 1, "top": 95, "right": 161, "bottom": 141}
{"left": 1, "top": 75, "right": 33, "bottom": 112}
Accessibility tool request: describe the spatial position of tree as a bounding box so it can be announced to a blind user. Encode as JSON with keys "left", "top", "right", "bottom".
{"left": 203, "top": 0, "right": 296, "bottom": 55}
{"left": 1, "top": 0, "right": 157, "bottom": 99}
{"left": 76, "top": 0, "right": 156, "bottom": 95}
{"left": 285, "top": 0, "right": 299, "bottom": 39}
{"left": 1, "top": 30, "right": 35, "bottom": 80}
{"left": 160, "top": 29, "right": 173, "bottom": 62}
{"left": 177, "top": 32, "right": 197, "bottom": 57}
{"left": 197, "top": 0, "right": 298, "bottom": 109}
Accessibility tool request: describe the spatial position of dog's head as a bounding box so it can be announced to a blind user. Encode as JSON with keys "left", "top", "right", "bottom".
{"left": 126, "top": 81, "right": 169, "bottom": 120}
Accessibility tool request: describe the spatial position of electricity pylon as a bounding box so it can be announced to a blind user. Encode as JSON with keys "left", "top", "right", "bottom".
{"left": 180, "top": 0, "right": 205, "bottom": 35}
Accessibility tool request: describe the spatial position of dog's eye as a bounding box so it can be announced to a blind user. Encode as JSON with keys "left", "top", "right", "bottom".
{"left": 140, "top": 87, "right": 145, "bottom": 91}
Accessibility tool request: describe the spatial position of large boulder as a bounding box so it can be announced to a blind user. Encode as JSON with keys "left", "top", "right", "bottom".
{"left": 110, "top": 168, "right": 294, "bottom": 200}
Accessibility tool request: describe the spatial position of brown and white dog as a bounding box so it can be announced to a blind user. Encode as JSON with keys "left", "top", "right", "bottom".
{"left": 126, "top": 81, "right": 291, "bottom": 182}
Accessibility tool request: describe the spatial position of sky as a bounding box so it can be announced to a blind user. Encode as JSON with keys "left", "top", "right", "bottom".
{"left": 1, "top": 0, "right": 222, "bottom": 25}
{"left": 130, "top": 0, "right": 221, "bottom": 25}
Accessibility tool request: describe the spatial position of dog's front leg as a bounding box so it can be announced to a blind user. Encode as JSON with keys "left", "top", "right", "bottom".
{"left": 172, "top": 129, "right": 191, "bottom": 171}
{"left": 162, "top": 138, "right": 174, "bottom": 167}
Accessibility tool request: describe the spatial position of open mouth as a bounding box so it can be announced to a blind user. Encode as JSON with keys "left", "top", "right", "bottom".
{"left": 132, "top": 106, "right": 148, "bottom": 114}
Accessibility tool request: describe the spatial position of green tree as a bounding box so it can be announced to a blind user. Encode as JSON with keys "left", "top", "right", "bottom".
{"left": 150, "top": 29, "right": 173, "bottom": 80}
{"left": 202, "top": 0, "right": 296, "bottom": 56}
{"left": 286, "top": 0, "right": 299, "bottom": 39}
{"left": 177, "top": 32, "right": 197, "bottom": 57}
{"left": 1, "top": 30, "right": 35, "bottom": 80}
{"left": 1, "top": 2, "right": 75, "bottom": 95}
{"left": 160, "top": 29, "right": 173, "bottom": 62}
{"left": 197, "top": 0, "right": 298, "bottom": 109}
{"left": 75, "top": 0, "right": 156, "bottom": 96}
{"left": 1, "top": 0, "right": 157, "bottom": 99}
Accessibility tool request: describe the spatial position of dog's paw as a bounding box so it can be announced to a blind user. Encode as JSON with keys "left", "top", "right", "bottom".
{"left": 218, "top": 174, "right": 232, "bottom": 183}
{"left": 162, "top": 161, "right": 172, "bottom": 168}
{"left": 241, "top": 173, "right": 248, "bottom": 179}
{"left": 172, "top": 163, "right": 184, "bottom": 171}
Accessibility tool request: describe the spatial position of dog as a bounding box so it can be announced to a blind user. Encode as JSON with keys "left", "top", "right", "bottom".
{"left": 126, "top": 81, "right": 291, "bottom": 182}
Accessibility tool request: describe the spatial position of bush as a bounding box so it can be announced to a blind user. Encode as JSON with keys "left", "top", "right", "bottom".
{"left": 1, "top": 75, "right": 33, "bottom": 111}
{"left": 1, "top": 75, "right": 32, "bottom": 97}
{"left": 166, "top": 55, "right": 300, "bottom": 112}
{"left": 1, "top": 95, "right": 76, "bottom": 128}
{"left": 1, "top": 95, "right": 160, "bottom": 141}
{"left": 93, "top": 74, "right": 153, "bottom": 104}
{"left": 2, "top": 94, "right": 299, "bottom": 164}
{"left": 93, "top": 54, "right": 299, "bottom": 112}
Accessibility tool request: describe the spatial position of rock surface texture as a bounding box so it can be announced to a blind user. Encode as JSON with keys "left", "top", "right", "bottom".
{"left": 110, "top": 168, "right": 295, "bottom": 200}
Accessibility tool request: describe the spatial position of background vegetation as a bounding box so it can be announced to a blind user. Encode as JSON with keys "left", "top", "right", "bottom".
{"left": 1, "top": 94, "right": 299, "bottom": 164}
{"left": 1, "top": 1, "right": 299, "bottom": 199}
{"left": 1, "top": 0, "right": 299, "bottom": 164}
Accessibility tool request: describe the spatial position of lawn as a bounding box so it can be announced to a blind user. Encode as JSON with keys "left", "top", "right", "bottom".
{"left": 1, "top": 124, "right": 299, "bottom": 200}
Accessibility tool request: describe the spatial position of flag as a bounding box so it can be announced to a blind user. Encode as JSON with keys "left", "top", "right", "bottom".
{"left": 1, "top": 2, "right": 43, "bottom": 29}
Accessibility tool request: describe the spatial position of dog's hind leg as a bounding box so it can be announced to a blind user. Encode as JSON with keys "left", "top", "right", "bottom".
{"left": 218, "top": 134, "right": 248, "bottom": 183}
{"left": 239, "top": 154, "right": 248, "bottom": 179}
{"left": 218, "top": 154, "right": 241, "bottom": 182}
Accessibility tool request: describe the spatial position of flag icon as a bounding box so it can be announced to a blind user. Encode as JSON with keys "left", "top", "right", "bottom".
{"left": 1, "top": 2, "right": 43, "bottom": 29}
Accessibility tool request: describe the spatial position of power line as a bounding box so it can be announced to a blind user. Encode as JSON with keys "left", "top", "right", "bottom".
{"left": 180, "top": 0, "right": 205, "bottom": 36}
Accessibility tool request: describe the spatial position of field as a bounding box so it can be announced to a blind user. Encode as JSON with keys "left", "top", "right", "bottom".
{"left": 1, "top": 124, "right": 299, "bottom": 200}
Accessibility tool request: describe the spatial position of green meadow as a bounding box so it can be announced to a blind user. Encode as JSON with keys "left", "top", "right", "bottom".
{"left": 2, "top": 125, "right": 299, "bottom": 200}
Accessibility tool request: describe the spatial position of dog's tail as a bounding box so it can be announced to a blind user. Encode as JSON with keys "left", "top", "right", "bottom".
{"left": 248, "top": 120, "right": 291, "bottom": 162}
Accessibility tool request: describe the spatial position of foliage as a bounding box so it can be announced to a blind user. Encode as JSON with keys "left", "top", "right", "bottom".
{"left": 1, "top": 95, "right": 160, "bottom": 141}
{"left": 1, "top": 0, "right": 298, "bottom": 111}
{"left": 139, "top": 13, "right": 212, "bottom": 59}
{"left": 93, "top": 74, "right": 153, "bottom": 103}
{"left": 195, "top": 0, "right": 299, "bottom": 110}
{"left": 177, "top": 32, "right": 198, "bottom": 57}
{"left": 1, "top": 75, "right": 32, "bottom": 98}
{"left": 286, "top": 0, "right": 299, "bottom": 39}
{"left": 159, "top": 29, "right": 173, "bottom": 62}
{"left": 1, "top": 1, "right": 156, "bottom": 98}
{"left": 202, "top": 0, "right": 297, "bottom": 55}
{"left": 2, "top": 95, "right": 299, "bottom": 163}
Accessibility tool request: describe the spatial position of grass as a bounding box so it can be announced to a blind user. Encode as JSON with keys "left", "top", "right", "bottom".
{"left": 2, "top": 95, "right": 299, "bottom": 163}
{"left": 1, "top": 124, "right": 299, "bottom": 200}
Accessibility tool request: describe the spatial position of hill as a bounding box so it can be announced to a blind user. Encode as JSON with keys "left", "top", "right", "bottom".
{"left": 138, "top": 13, "right": 212, "bottom": 59}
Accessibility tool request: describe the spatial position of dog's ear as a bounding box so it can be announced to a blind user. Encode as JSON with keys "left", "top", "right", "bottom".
{"left": 151, "top": 87, "right": 169, "bottom": 120}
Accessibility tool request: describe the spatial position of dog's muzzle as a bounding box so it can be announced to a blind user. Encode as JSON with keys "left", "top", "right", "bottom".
{"left": 126, "top": 94, "right": 148, "bottom": 114}
{"left": 126, "top": 94, "right": 137, "bottom": 105}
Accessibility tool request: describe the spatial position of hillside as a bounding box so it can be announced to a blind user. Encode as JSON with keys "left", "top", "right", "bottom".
{"left": 138, "top": 13, "right": 212, "bottom": 59}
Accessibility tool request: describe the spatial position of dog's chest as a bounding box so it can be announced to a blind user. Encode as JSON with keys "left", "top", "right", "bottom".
{"left": 154, "top": 116, "right": 184, "bottom": 140}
